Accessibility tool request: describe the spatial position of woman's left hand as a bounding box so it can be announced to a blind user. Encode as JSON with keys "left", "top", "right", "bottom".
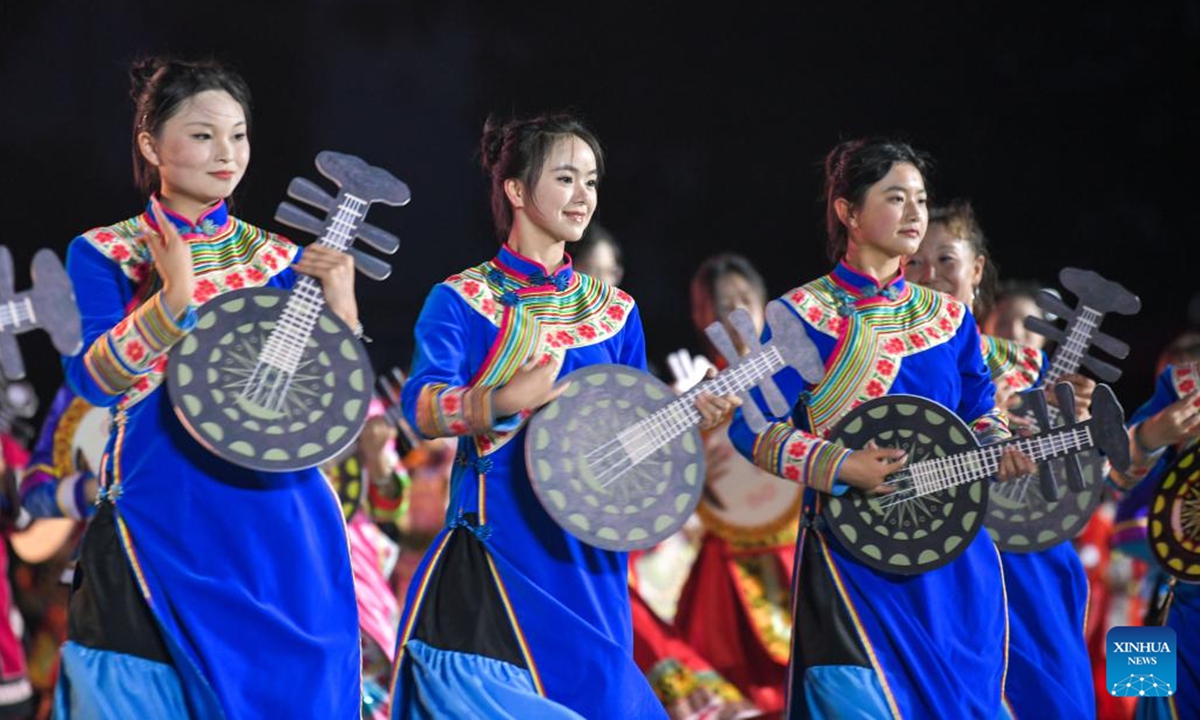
{"left": 1048, "top": 373, "right": 1096, "bottom": 420}
{"left": 693, "top": 368, "right": 742, "bottom": 430}
{"left": 995, "top": 445, "right": 1037, "bottom": 482}
{"left": 294, "top": 244, "right": 358, "bottom": 328}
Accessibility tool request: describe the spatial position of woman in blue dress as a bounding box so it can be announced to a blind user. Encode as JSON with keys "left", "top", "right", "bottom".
{"left": 55, "top": 57, "right": 361, "bottom": 718}
{"left": 906, "top": 199, "right": 1099, "bottom": 718}
{"left": 388, "top": 113, "right": 734, "bottom": 719}
{"left": 1111, "top": 356, "right": 1200, "bottom": 720}
{"left": 728, "top": 138, "right": 1034, "bottom": 719}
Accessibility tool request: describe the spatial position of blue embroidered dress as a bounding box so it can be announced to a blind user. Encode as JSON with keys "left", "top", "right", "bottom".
{"left": 729, "top": 262, "right": 1011, "bottom": 719}
{"left": 980, "top": 335, "right": 1095, "bottom": 719}
{"left": 388, "top": 246, "right": 666, "bottom": 719}
{"left": 54, "top": 201, "right": 360, "bottom": 719}
{"left": 1111, "top": 363, "right": 1199, "bottom": 720}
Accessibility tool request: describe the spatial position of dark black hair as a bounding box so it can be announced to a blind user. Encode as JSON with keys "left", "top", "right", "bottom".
{"left": 574, "top": 222, "right": 623, "bottom": 270}
{"left": 689, "top": 253, "right": 768, "bottom": 354}
{"left": 823, "top": 138, "right": 932, "bottom": 263}
{"left": 929, "top": 199, "right": 998, "bottom": 319}
{"left": 479, "top": 112, "right": 605, "bottom": 242}
{"left": 130, "top": 56, "right": 253, "bottom": 197}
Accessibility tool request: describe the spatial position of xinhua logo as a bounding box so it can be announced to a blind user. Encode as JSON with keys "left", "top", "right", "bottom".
{"left": 1106, "top": 626, "right": 1176, "bottom": 697}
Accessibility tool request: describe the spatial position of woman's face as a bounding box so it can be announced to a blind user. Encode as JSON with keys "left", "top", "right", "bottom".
{"left": 522, "top": 135, "right": 598, "bottom": 244}
{"left": 713, "top": 271, "right": 766, "bottom": 339}
{"left": 845, "top": 162, "right": 928, "bottom": 260}
{"left": 984, "top": 294, "right": 1045, "bottom": 349}
{"left": 904, "top": 222, "right": 984, "bottom": 304}
{"left": 140, "top": 89, "right": 249, "bottom": 210}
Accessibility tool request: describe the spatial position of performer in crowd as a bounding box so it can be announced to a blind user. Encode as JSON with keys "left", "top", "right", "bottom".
{"left": 54, "top": 56, "right": 361, "bottom": 718}
{"left": 0, "top": 433, "right": 35, "bottom": 718}
{"left": 673, "top": 253, "right": 795, "bottom": 718}
{"left": 905, "top": 199, "right": 1097, "bottom": 718}
{"left": 728, "top": 138, "right": 1034, "bottom": 718}
{"left": 322, "top": 400, "right": 408, "bottom": 719}
{"left": 573, "top": 222, "right": 625, "bottom": 287}
{"left": 388, "top": 112, "right": 737, "bottom": 719}
{"left": 1110, "top": 339, "right": 1200, "bottom": 720}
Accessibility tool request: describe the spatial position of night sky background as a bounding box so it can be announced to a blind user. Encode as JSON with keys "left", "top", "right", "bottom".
{"left": 1, "top": 1, "right": 1196, "bottom": 434}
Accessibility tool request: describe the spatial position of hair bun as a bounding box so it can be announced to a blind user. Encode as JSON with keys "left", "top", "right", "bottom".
{"left": 479, "top": 115, "right": 507, "bottom": 175}
{"left": 129, "top": 56, "right": 168, "bottom": 101}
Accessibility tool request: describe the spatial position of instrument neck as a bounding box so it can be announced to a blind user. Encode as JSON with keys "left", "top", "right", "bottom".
{"left": 1045, "top": 305, "right": 1102, "bottom": 383}
{"left": 0, "top": 296, "right": 37, "bottom": 333}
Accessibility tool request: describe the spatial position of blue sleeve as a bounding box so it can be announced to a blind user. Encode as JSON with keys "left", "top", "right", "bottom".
{"left": 955, "top": 310, "right": 1008, "bottom": 443}
{"left": 618, "top": 303, "right": 648, "bottom": 373}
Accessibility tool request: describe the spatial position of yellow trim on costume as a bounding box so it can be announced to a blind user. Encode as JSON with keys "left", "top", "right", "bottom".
{"left": 116, "top": 514, "right": 152, "bottom": 603}
{"left": 484, "top": 553, "right": 545, "bottom": 696}
{"left": 995, "top": 542, "right": 1011, "bottom": 710}
{"left": 817, "top": 533, "right": 903, "bottom": 719}
{"left": 389, "top": 529, "right": 455, "bottom": 698}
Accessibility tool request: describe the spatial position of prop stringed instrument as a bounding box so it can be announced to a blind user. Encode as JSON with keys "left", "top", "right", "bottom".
{"left": 987, "top": 268, "right": 1140, "bottom": 553}
{"left": 526, "top": 300, "right": 825, "bottom": 552}
{"left": 0, "top": 245, "right": 82, "bottom": 380}
{"left": 1147, "top": 361, "right": 1200, "bottom": 583}
{"left": 168, "top": 152, "right": 409, "bottom": 472}
{"left": 821, "top": 382, "right": 1130, "bottom": 574}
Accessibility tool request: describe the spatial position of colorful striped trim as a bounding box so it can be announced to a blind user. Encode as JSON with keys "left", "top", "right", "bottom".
{"left": 783, "top": 280, "right": 964, "bottom": 435}
{"left": 440, "top": 260, "right": 634, "bottom": 456}
{"left": 971, "top": 407, "right": 1011, "bottom": 445}
{"left": 483, "top": 552, "right": 544, "bottom": 696}
{"left": 751, "top": 422, "right": 851, "bottom": 493}
{"left": 389, "top": 529, "right": 455, "bottom": 698}
{"left": 115, "top": 513, "right": 153, "bottom": 604}
{"left": 414, "top": 383, "right": 496, "bottom": 438}
{"left": 981, "top": 335, "right": 1044, "bottom": 394}
{"left": 82, "top": 292, "right": 192, "bottom": 399}
{"left": 816, "top": 533, "right": 903, "bottom": 719}
{"left": 994, "top": 541, "right": 1011, "bottom": 708}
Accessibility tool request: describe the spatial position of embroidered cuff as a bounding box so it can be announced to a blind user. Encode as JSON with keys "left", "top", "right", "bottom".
{"left": 971, "top": 407, "right": 1011, "bottom": 446}
{"left": 415, "top": 383, "right": 497, "bottom": 438}
{"left": 751, "top": 422, "right": 851, "bottom": 494}
{"left": 1110, "top": 424, "right": 1165, "bottom": 489}
{"left": 83, "top": 291, "right": 197, "bottom": 396}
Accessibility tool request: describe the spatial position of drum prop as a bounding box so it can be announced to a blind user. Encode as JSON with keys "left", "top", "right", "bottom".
{"left": 988, "top": 267, "right": 1141, "bottom": 553}
{"left": 168, "top": 152, "right": 409, "bottom": 472}
{"left": 526, "top": 299, "right": 825, "bottom": 551}
{"left": 822, "top": 382, "right": 1130, "bottom": 575}
{"left": 1148, "top": 443, "right": 1200, "bottom": 583}
{"left": 0, "top": 245, "right": 82, "bottom": 380}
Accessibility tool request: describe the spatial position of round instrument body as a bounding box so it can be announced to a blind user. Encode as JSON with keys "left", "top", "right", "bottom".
{"left": 820, "top": 395, "right": 989, "bottom": 575}
{"left": 1148, "top": 444, "right": 1200, "bottom": 583}
{"left": 525, "top": 364, "right": 705, "bottom": 552}
{"left": 327, "top": 455, "right": 365, "bottom": 522}
{"left": 985, "top": 449, "right": 1105, "bottom": 553}
{"left": 696, "top": 430, "right": 802, "bottom": 546}
{"left": 168, "top": 288, "right": 373, "bottom": 472}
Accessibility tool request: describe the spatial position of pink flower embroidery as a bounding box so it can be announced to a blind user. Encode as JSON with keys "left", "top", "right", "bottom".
{"left": 876, "top": 359, "right": 895, "bottom": 375}
{"left": 909, "top": 333, "right": 926, "bottom": 349}
{"left": 133, "top": 377, "right": 151, "bottom": 393}
{"left": 152, "top": 356, "right": 168, "bottom": 374}
{"left": 578, "top": 325, "right": 597, "bottom": 340}
{"left": 441, "top": 394, "right": 461, "bottom": 414}
{"left": 939, "top": 318, "right": 954, "bottom": 332}
{"left": 616, "top": 290, "right": 632, "bottom": 303}
{"left": 126, "top": 341, "right": 146, "bottom": 363}
{"left": 1180, "top": 379, "right": 1196, "bottom": 394}
{"left": 226, "top": 272, "right": 244, "bottom": 289}
{"left": 791, "top": 290, "right": 806, "bottom": 303}
{"left": 866, "top": 380, "right": 884, "bottom": 398}
{"left": 807, "top": 307, "right": 824, "bottom": 323}
{"left": 947, "top": 302, "right": 962, "bottom": 318}
{"left": 194, "top": 280, "right": 219, "bottom": 304}
{"left": 481, "top": 299, "right": 496, "bottom": 315}
{"left": 462, "top": 280, "right": 481, "bottom": 297}
{"left": 94, "top": 231, "right": 115, "bottom": 244}
{"left": 111, "top": 245, "right": 130, "bottom": 261}
{"left": 784, "top": 465, "right": 801, "bottom": 481}
{"left": 607, "top": 306, "right": 625, "bottom": 321}
{"left": 113, "top": 318, "right": 131, "bottom": 338}
{"left": 885, "top": 338, "right": 906, "bottom": 354}
{"left": 448, "top": 421, "right": 468, "bottom": 434}
{"left": 263, "top": 254, "right": 279, "bottom": 270}
{"left": 246, "top": 267, "right": 264, "bottom": 283}
{"left": 787, "top": 441, "right": 808, "bottom": 458}
{"left": 555, "top": 331, "right": 575, "bottom": 347}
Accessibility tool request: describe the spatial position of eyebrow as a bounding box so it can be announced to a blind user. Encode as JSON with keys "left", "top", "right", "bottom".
{"left": 183, "top": 120, "right": 247, "bottom": 127}
{"left": 551, "top": 164, "right": 598, "bottom": 175}
{"left": 883, "top": 185, "right": 926, "bottom": 193}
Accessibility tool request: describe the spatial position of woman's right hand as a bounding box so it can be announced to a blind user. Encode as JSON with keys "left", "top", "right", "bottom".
{"left": 837, "top": 445, "right": 906, "bottom": 495}
{"left": 1137, "top": 390, "right": 1200, "bottom": 452}
{"left": 148, "top": 198, "right": 196, "bottom": 316}
{"left": 493, "top": 356, "right": 571, "bottom": 417}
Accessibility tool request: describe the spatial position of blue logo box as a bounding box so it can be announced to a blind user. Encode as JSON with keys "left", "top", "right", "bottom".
{"left": 1106, "top": 626, "right": 1176, "bottom": 697}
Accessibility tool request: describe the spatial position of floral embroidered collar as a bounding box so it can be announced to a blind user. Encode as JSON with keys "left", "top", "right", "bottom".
{"left": 142, "top": 197, "right": 232, "bottom": 239}
{"left": 489, "top": 245, "right": 574, "bottom": 292}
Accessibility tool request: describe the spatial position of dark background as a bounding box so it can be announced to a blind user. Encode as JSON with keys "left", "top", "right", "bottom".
{"left": 1, "top": 1, "right": 1196, "bottom": 433}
